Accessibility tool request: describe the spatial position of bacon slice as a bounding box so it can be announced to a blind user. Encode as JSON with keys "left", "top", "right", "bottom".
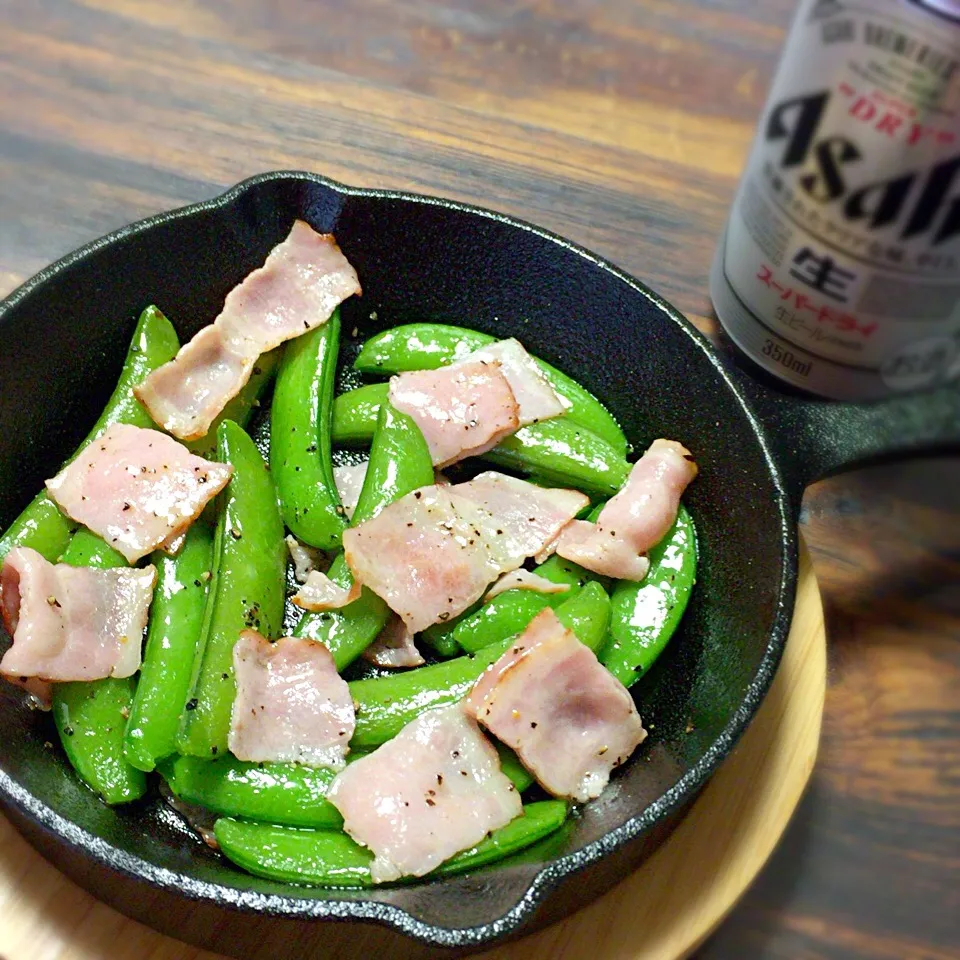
{"left": 343, "top": 474, "right": 587, "bottom": 634}
{"left": 291, "top": 570, "right": 362, "bottom": 612}
{"left": 454, "top": 472, "right": 588, "bottom": 559}
{"left": 45, "top": 424, "right": 232, "bottom": 564}
{"left": 466, "top": 608, "right": 646, "bottom": 802}
{"left": 557, "top": 439, "right": 697, "bottom": 581}
{"left": 228, "top": 630, "right": 355, "bottom": 769}
{"left": 458, "top": 339, "right": 568, "bottom": 426}
{"left": 136, "top": 222, "right": 361, "bottom": 441}
{"left": 362, "top": 615, "right": 424, "bottom": 669}
{"left": 0, "top": 547, "right": 156, "bottom": 683}
{"left": 285, "top": 535, "right": 323, "bottom": 584}
{"left": 483, "top": 569, "right": 571, "bottom": 602}
{"left": 387, "top": 360, "right": 520, "bottom": 467}
{"left": 327, "top": 704, "right": 522, "bottom": 882}
{"left": 333, "top": 461, "right": 368, "bottom": 521}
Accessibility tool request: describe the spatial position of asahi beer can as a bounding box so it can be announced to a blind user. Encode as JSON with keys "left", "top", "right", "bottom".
{"left": 710, "top": 0, "right": 960, "bottom": 399}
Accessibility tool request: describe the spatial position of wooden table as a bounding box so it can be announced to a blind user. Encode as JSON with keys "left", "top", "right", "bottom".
{"left": 0, "top": 2, "right": 957, "bottom": 958}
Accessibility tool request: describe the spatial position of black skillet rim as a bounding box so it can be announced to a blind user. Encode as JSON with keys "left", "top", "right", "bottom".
{"left": 0, "top": 170, "right": 799, "bottom": 948}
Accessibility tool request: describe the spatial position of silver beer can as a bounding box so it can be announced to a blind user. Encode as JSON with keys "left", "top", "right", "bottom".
{"left": 710, "top": 0, "right": 960, "bottom": 399}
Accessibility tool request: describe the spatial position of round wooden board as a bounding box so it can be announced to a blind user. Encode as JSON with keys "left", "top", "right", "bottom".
{"left": 0, "top": 542, "right": 825, "bottom": 960}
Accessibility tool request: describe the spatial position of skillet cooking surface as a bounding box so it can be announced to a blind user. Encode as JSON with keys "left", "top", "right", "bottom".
{"left": 0, "top": 173, "right": 795, "bottom": 951}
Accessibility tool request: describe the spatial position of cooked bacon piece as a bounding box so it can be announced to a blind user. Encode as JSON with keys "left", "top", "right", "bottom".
{"left": 327, "top": 704, "right": 521, "bottom": 882}
{"left": 556, "top": 521, "right": 648, "bottom": 581}
{"left": 0, "top": 547, "right": 156, "bottom": 683}
{"left": 136, "top": 222, "right": 360, "bottom": 441}
{"left": 134, "top": 326, "right": 253, "bottom": 444}
{"left": 556, "top": 439, "right": 697, "bottom": 581}
{"left": 466, "top": 608, "right": 646, "bottom": 802}
{"left": 285, "top": 535, "right": 323, "bottom": 584}
{"left": 454, "top": 471, "right": 588, "bottom": 560}
{"left": 291, "top": 570, "right": 361, "bottom": 612}
{"left": 333, "top": 461, "right": 368, "bottom": 521}
{"left": 228, "top": 630, "right": 355, "bottom": 770}
{"left": 362, "top": 615, "right": 424, "bottom": 669}
{"left": 483, "top": 569, "right": 570, "bottom": 602}
{"left": 45, "top": 424, "right": 232, "bottom": 564}
{"left": 387, "top": 360, "right": 519, "bottom": 467}
{"left": 343, "top": 474, "right": 586, "bottom": 634}
{"left": 459, "top": 339, "right": 568, "bottom": 426}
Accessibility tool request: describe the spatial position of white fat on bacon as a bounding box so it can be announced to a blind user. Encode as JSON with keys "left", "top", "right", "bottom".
{"left": 361, "top": 614, "right": 424, "bottom": 669}
{"left": 285, "top": 535, "right": 323, "bottom": 584}
{"left": 45, "top": 423, "right": 232, "bottom": 564}
{"left": 228, "top": 630, "right": 355, "bottom": 770}
{"left": 136, "top": 221, "right": 360, "bottom": 441}
{"left": 465, "top": 608, "right": 647, "bottom": 802}
{"left": 291, "top": 569, "right": 361, "bottom": 612}
{"left": 0, "top": 547, "right": 156, "bottom": 683}
{"left": 332, "top": 461, "right": 368, "bottom": 521}
{"left": 343, "top": 473, "right": 587, "bottom": 634}
{"left": 387, "top": 360, "right": 519, "bottom": 467}
{"left": 327, "top": 704, "right": 522, "bottom": 883}
{"left": 556, "top": 439, "right": 697, "bottom": 582}
{"left": 458, "top": 338, "right": 568, "bottom": 426}
{"left": 483, "top": 569, "right": 570, "bottom": 602}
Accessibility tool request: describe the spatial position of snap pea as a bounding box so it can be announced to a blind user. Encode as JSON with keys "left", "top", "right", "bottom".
{"left": 331, "top": 382, "right": 387, "bottom": 445}
{"left": 600, "top": 503, "right": 697, "bottom": 688}
{"left": 51, "top": 528, "right": 145, "bottom": 804}
{"left": 497, "top": 743, "right": 534, "bottom": 794}
{"left": 423, "top": 524, "right": 606, "bottom": 657}
{"left": 293, "top": 401, "right": 434, "bottom": 668}
{"left": 482, "top": 420, "right": 630, "bottom": 497}
{"left": 351, "top": 401, "right": 433, "bottom": 526}
{"left": 349, "top": 584, "right": 609, "bottom": 748}
{"left": 214, "top": 799, "right": 568, "bottom": 887}
{"left": 123, "top": 522, "right": 214, "bottom": 772}
{"left": 176, "top": 421, "right": 286, "bottom": 759}
{"left": 354, "top": 323, "right": 628, "bottom": 456}
{"left": 271, "top": 312, "right": 345, "bottom": 549}
{"left": 163, "top": 754, "right": 344, "bottom": 829}
{"left": 0, "top": 305, "right": 180, "bottom": 564}
{"left": 187, "top": 349, "right": 280, "bottom": 460}
{"left": 333, "top": 386, "right": 630, "bottom": 497}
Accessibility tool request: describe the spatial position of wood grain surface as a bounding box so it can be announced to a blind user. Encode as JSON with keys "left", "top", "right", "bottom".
{"left": 0, "top": 1, "right": 958, "bottom": 958}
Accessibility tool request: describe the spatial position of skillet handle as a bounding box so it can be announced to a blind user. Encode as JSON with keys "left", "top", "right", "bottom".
{"left": 739, "top": 374, "right": 960, "bottom": 501}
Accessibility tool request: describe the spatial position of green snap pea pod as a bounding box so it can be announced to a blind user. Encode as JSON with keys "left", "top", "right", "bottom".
{"left": 497, "top": 743, "right": 534, "bottom": 794}
{"left": 294, "top": 401, "right": 434, "bottom": 668}
{"left": 333, "top": 387, "right": 630, "bottom": 497}
{"left": 187, "top": 349, "right": 280, "bottom": 459}
{"left": 163, "top": 754, "right": 344, "bottom": 829}
{"left": 354, "top": 323, "right": 628, "bottom": 456}
{"left": 423, "top": 535, "right": 607, "bottom": 657}
{"left": 350, "top": 584, "right": 609, "bottom": 748}
{"left": 123, "top": 522, "right": 215, "bottom": 772}
{"left": 51, "top": 529, "right": 145, "bottom": 804}
{"left": 600, "top": 503, "right": 697, "bottom": 688}
{"left": 331, "top": 383, "right": 387, "bottom": 445}
{"left": 271, "top": 313, "right": 345, "bottom": 549}
{"left": 482, "top": 420, "right": 630, "bottom": 497}
{"left": 0, "top": 306, "right": 180, "bottom": 564}
{"left": 425, "top": 591, "right": 555, "bottom": 658}
{"left": 177, "top": 421, "right": 286, "bottom": 759}
{"left": 214, "top": 799, "right": 568, "bottom": 887}
{"left": 294, "top": 554, "right": 390, "bottom": 670}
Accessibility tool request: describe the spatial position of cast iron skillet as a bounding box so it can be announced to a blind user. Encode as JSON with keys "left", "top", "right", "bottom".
{"left": 0, "top": 172, "right": 958, "bottom": 959}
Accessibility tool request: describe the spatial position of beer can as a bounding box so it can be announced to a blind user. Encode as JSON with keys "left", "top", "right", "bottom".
{"left": 710, "top": 0, "right": 960, "bottom": 399}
